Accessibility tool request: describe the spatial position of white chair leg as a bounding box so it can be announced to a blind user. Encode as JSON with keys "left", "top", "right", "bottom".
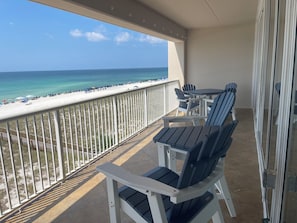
{"left": 231, "top": 108, "right": 236, "bottom": 120}
{"left": 215, "top": 176, "right": 236, "bottom": 217}
{"left": 106, "top": 178, "right": 121, "bottom": 223}
{"left": 210, "top": 186, "right": 225, "bottom": 223}
{"left": 191, "top": 187, "right": 224, "bottom": 223}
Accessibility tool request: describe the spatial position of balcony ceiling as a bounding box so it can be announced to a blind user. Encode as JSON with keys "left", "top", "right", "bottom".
{"left": 137, "top": 0, "right": 258, "bottom": 29}
{"left": 32, "top": 0, "right": 258, "bottom": 41}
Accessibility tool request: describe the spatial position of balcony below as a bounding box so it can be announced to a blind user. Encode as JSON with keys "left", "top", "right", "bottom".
{"left": 2, "top": 108, "right": 262, "bottom": 223}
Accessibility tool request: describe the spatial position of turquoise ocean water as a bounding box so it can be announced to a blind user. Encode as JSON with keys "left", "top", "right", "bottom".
{"left": 0, "top": 67, "right": 168, "bottom": 102}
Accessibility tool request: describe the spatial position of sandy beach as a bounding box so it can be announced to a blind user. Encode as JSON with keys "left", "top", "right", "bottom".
{"left": 0, "top": 79, "right": 167, "bottom": 120}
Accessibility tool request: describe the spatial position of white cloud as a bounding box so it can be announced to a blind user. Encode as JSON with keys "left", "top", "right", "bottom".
{"left": 85, "top": 32, "right": 106, "bottom": 42}
{"left": 114, "top": 32, "right": 131, "bottom": 44}
{"left": 138, "top": 34, "right": 166, "bottom": 44}
{"left": 70, "top": 29, "right": 107, "bottom": 42}
{"left": 70, "top": 29, "right": 83, "bottom": 37}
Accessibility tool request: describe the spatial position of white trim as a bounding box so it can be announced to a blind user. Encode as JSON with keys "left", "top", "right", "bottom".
{"left": 271, "top": 0, "right": 297, "bottom": 222}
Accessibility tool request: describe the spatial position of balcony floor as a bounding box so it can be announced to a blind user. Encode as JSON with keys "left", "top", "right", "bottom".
{"left": 3, "top": 108, "right": 262, "bottom": 223}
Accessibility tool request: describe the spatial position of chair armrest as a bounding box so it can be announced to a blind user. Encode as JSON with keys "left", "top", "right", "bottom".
{"left": 97, "top": 162, "right": 224, "bottom": 205}
{"left": 162, "top": 115, "right": 207, "bottom": 127}
{"left": 171, "top": 161, "right": 224, "bottom": 203}
{"left": 97, "top": 162, "right": 179, "bottom": 197}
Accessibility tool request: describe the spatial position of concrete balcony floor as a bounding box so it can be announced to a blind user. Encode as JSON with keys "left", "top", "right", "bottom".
{"left": 3, "top": 108, "right": 262, "bottom": 223}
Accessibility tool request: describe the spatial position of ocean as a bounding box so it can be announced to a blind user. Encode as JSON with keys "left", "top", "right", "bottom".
{"left": 0, "top": 67, "right": 168, "bottom": 102}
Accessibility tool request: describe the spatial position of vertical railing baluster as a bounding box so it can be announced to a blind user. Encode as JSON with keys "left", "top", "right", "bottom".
{"left": 53, "top": 110, "right": 65, "bottom": 181}
{"left": 83, "top": 104, "right": 89, "bottom": 162}
{"left": 116, "top": 95, "right": 123, "bottom": 141}
{"left": 126, "top": 95, "right": 129, "bottom": 137}
{"left": 15, "top": 120, "right": 29, "bottom": 200}
{"left": 163, "top": 84, "right": 167, "bottom": 115}
{"left": 6, "top": 122, "right": 20, "bottom": 205}
{"left": 87, "top": 103, "right": 93, "bottom": 160}
{"left": 113, "top": 96, "right": 119, "bottom": 146}
{"left": 122, "top": 97, "right": 127, "bottom": 139}
{"left": 100, "top": 100, "right": 105, "bottom": 152}
{"left": 92, "top": 102, "right": 98, "bottom": 157}
{"left": 136, "top": 92, "right": 140, "bottom": 129}
{"left": 0, "top": 133, "right": 12, "bottom": 210}
{"left": 68, "top": 108, "right": 75, "bottom": 171}
{"left": 24, "top": 117, "right": 36, "bottom": 194}
{"left": 47, "top": 112, "right": 57, "bottom": 182}
{"left": 32, "top": 115, "right": 44, "bottom": 190}
{"left": 107, "top": 100, "right": 112, "bottom": 147}
{"left": 128, "top": 94, "right": 132, "bottom": 136}
{"left": 61, "top": 109, "right": 70, "bottom": 174}
{"left": 144, "top": 89, "right": 148, "bottom": 127}
{"left": 73, "top": 107, "right": 80, "bottom": 168}
{"left": 95, "top": 101, "right": 102, "bottom": 155}
{"left": 132, "top": 93, "right": 136, "bottom": 133}
{"left": 40, "top": 114, "right": 50, "bottom": 187}
{"left": 78, "top": 106, "right": 85, "bottom": 164}
{"left": 103, "top": 99, "right": 108, "bottom": 149}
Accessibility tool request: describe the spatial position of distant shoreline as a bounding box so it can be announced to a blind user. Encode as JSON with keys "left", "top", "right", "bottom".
{"left": 0, "top": 79, "right": 168, "bottom": 120}
{"left": 0, "top": 67, "right": 168, "bottom": 102}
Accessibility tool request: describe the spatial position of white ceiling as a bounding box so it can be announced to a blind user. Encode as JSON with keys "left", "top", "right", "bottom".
{"left": 137, "top": 0, "right": 259, "bottom": 28}
{"left": 32, "top": 0, "right": 259, "bottom": 41}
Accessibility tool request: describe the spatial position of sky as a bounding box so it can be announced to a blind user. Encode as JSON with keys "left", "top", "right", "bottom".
{"left": 0, "top": 1, "right": 168, "bottom": 72}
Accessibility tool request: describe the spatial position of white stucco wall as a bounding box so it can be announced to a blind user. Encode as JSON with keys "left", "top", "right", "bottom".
{"left": 168, "top": 41, "right": 186, "bottom": 88}
{"left": 186, "top": 23, "right": 255, "bottom": 108}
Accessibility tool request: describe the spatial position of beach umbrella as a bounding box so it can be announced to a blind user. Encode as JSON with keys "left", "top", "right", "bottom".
{"left": 26, "top": 95, "right": 36, "bottom": 99}
{"left": 15, "top": 96, "right": 26, "bottom": 101}
{"left": 15, "top": 96, "right": 28, "bottom": 102}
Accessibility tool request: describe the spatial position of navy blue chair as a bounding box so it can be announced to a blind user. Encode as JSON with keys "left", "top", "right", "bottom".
{"left": 97, "top": 121, "right": 238, "bottom": 223}
{"left": 204, "top": 82, "right": 237, "bottom": 120}
{"left": 164, "top": 89, "right": 236, "bottom": 127}
{"left": 175, "top": 88, "right": 200, "bottom": 116}
{"left": 182, "top": 83, "right": 196, "bottom": 92}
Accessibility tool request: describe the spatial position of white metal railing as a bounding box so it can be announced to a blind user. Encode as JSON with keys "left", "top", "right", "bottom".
{"left": 0, "top": 80, "right": 179, "bottom": 217}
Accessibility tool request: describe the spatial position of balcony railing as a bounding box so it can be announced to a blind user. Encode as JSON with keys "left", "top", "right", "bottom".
{"left": 0, "top": 80, "right": 179, "bottom": 217}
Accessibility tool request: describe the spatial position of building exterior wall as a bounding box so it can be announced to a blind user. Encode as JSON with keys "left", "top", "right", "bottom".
{"left": 185, "top": 23, "right": 255, "bottom": 108}
{"left": 168, "top": 41, "right": 185, "bottom": 87}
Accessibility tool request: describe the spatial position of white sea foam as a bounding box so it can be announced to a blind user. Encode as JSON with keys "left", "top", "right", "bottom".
{"left": 0, "top": 79, "right": 167, "bottom": 120}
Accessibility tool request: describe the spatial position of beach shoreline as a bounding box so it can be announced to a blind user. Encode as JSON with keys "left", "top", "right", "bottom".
{"left": 0, "top": 79, "right": 168, "bottom": 120}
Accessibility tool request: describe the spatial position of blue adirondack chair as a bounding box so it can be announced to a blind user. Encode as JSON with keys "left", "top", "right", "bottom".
{"left": 97, "top": 121, "right": 237, "bottom": 223}
{"left": 204, "top": 82, "right": 237, "bottom": 120}
{"left": 164, "top": 89, "right": 236, "bottom": 127}
{"left": 160, "top": 89, "right": 237, "bottom": 217}
{"left": 175, "top": 88, "right": 200, "bottom": 116}
{"left": 182, "top": 83, "right": 196, "bottom": 92}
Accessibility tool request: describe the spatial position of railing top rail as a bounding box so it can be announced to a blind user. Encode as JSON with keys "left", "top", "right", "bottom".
{"left": 0, "top": 80, "right": 178, "bottom": 122}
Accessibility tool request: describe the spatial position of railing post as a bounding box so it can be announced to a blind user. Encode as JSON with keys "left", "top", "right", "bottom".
{"left": 144, "top": 89, "right": 148, "bottom": 126}
{"left": 163, "top": 84, "right": 167, "bottom": 115}
{"left": 113, "top": 96, "right": 119, "bottom": 146}
{"left": 53, "top": 110, "right": 66, "bottom": 181}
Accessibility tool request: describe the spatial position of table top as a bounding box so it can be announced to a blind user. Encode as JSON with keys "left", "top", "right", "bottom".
{"left": 153, "top": 125, "right": 220, "bottom": 151}
{"left": 185, "top": 88, "right": 224, "bottom": 96}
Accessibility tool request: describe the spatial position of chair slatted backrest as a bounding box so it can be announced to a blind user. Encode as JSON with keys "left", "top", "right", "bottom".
{"left": 175, "top": 88, "right": 188, "bottom": 100}
{"left": 182, "top": 84, "right": 196, "bottom": 92}
{"left": 225, "top": 82, "right": 237, "bottom": 93}
{"left": 175, "top": 88, "right": 189, "bottom": 110}
{"left": 168, "top": 121, "right": 237, "bottom": 220}
{"left": 205, "top": 91, "right": 236, "bottom": 126}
